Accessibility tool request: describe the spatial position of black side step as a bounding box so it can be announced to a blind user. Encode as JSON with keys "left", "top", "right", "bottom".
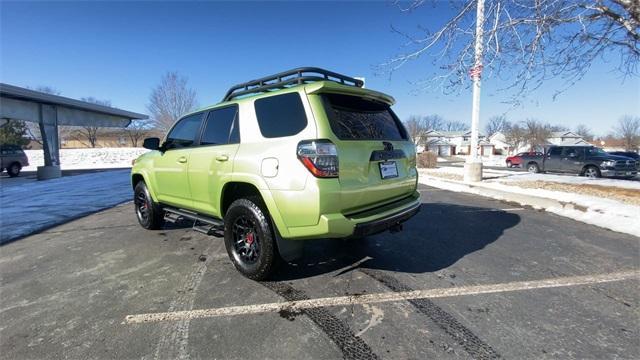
{"left": 163, "top": 207, "right": 224, "bottom": 237}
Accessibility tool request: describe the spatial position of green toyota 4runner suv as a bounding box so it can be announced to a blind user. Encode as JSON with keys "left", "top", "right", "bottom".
{"left": 131, "top": 68, "right": 420, "bottom": 280}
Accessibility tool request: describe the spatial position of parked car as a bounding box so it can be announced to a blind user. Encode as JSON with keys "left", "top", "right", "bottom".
{"left": 0, "top": 145, "right": 29, "bottom": 177}
{"left": 131, "top": 67, "right": 420, "bottom": 280}
{"left": 522, "top": 145, "right": 637, "bottom": 178}
{"left": 506, "top": 152, "right": 542, "bottom": 168}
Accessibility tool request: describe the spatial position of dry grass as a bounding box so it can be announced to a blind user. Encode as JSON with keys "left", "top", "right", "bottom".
{"left": 417, "top": 152, "right": 438, "bottom": 168}
{"left": 503, "top": 180, "right": 640, "bottom": 206}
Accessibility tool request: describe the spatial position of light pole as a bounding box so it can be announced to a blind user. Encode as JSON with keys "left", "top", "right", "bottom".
{"left": 464, "top": 0, "right": 485, "bottom": 182}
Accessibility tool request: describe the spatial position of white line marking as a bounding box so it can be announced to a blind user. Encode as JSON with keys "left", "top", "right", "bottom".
{"left": 125, "top": 270, "right": 639, "bottom": 324}
{"left": 460, "top": 208, "right": 526, "bottom": 213}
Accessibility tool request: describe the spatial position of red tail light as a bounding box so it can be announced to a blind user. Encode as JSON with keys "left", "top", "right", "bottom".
{"left": 297, "top": 140, "right": 339, "bottom": 178}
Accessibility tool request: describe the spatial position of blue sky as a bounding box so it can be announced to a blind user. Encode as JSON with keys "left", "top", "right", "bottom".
{"left": 1, "top": 1, "right": 638, "bottom": 135}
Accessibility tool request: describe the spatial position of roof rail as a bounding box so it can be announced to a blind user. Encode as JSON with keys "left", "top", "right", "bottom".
{"left": 222, "top": 67, "right": 364, "bottom": 102}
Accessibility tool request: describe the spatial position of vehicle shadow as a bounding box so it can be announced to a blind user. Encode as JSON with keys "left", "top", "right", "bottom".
{"left": 270, "top": 202, "right": 521, "bottom": 281}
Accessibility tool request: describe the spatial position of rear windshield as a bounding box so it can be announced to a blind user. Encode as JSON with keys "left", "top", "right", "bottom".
{"left": 322, "top": 94, "right": 407, "bottom": 140}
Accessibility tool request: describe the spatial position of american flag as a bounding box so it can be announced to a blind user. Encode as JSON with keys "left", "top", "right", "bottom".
{"left": 469, "top": 65, "right": 483, "bottom": 79}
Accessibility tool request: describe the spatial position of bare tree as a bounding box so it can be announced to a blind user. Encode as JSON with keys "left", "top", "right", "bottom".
{"left": 575, "top": 124, "right": 594, "bottom": 141}
{"left": 123, "top": 120, "right": 150, "bottom": 147}
{"left": 423, "top": 114, "right": 446, "bottom": 131}
{"left": 485, "top": 115, "right": 508, "bottom": 136}
{"left": 68, "top": 97, "right": 111, "bottom": 148}
{"left": 550, "top": 125, "right": 569, "bottom": 132}
{"left": 615, "top": 115, "right": 640, "bottom": 150}
{"left": 504, "top": 121, "right": 527, "bottom": 152}
{"left": 404, "top": 115, "right": 426, "bottom": 144}
{"left": 407, "top": 114, "right": 469, "bottom": 134}
{"left": 443, "top": 120, "right": 470, "bottom": 132}
{"left": 523, "top": 118, "right": 552, "bottom": 150}
{"left": 147, "top": 72, "right": 198, "bottom": 131}
{"left": 383, "top": 0, "right": 639, "bottom": 102}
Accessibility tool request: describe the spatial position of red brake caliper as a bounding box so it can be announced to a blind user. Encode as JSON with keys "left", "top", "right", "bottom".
{"left": 245, "top": 232, "right": 254, "bottom": 245}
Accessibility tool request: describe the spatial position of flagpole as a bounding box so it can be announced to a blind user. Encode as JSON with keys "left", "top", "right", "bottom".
{"left": 464, "top": 0, "right": 485, "bottom": 182}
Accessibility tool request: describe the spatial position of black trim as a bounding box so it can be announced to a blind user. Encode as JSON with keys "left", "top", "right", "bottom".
{"left": 352, "top": 202, "right": 420, "bottom": 237}
{"left": 196, "top": 104, "right": 241, "bottom": 147}
{"left": 163, "top": 206, "right": 224, "bottom": 226}
{"left": 370, "top": 149, "right": 406, "bottom": 161}
{"left": 223, "top": 67, "right": 363, "bottom": 101}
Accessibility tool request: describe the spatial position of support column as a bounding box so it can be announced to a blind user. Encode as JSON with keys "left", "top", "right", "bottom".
{"left": 37, "top": 104, "right": 61, "bottom": 180}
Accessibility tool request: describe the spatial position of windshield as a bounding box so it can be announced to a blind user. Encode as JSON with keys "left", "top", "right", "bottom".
{"left": 586, "top": 147, "right": 608, "bottom": 156}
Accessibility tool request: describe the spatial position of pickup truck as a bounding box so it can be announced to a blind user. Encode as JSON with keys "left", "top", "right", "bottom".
{"left": 521, "top": 145, "right": 638, "bottom": 179}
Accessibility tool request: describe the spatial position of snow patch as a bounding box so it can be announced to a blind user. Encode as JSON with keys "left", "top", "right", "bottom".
{"left": 23, "top": 148, "right": 149, "bottom": 171}
{"left": 419, "top": 170, "right": 640, "bottom": 237}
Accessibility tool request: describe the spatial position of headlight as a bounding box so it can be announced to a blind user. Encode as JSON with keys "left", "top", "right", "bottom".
{"left": 601, "top": 160, "right": 616, "bottom": 167}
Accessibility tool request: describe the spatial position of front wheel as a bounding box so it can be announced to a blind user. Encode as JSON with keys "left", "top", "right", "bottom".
{"left": 506, "top": 161, "right": 512, "bottom": 168}
{"left": 224, "top": 197, "right": 277, "bottom": 281}
{"left": 527, "top": 162, "right": 540, "bottom": 173}
{"left": 134, "top": 181, "right": 164, "bottom": 230}
{"left": 584, "top": 166, "right": 601, "bottom": 179}
{"left": 7, "top": 163, "right": 21, "bottom": 177}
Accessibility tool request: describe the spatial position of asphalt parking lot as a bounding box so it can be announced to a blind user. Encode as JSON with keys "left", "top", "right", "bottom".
{"left": 1, "top": 185, "right": 638, "bottom": 359}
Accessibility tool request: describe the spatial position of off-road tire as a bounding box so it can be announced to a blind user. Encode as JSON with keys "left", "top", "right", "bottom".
{"left": 223, "top": 197, "right": 277, "bottom": 281}
{"left": 134, "top": 181, "right": 164, "bottom": 230}
{"left": 7, "top": 163, "right": 21, "bottom": 177}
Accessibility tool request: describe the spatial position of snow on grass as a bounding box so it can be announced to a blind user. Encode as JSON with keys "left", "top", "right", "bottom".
{"left": 495, "top": 172, "right": 640, "bottom": 190}
{"left": 23, "top": 148, "right": 149, "bottom": 171}
{"left": 0, "top": 169, "right": 132, "bottom": 243}
{"left": 419, "top": 169, "right": 640, "bottom": 237}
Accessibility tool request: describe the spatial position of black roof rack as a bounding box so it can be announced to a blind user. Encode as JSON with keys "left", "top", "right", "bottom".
{"left": 222, "top": 67, "right": 364, "bottom": 102}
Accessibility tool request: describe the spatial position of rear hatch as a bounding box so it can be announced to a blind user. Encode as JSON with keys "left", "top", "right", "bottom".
{"left": 316, "top": 92, "right": 417, "bottom": 215}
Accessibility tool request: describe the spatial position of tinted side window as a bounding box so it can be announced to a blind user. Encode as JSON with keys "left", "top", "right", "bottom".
{"left": 166, "top": 113, "right": 203, "bottom": 149}
{"left": 322, "top": 94, "right": 407, "bottom": 140}
{"left": 201, "top": 105, "right": 240, "bottom": 146}
{"left": 548, "top": 147, "right": 562, "bottom": 156}
{"left": 254, "top": 93, "right": 308, "bottom": 138}
{"left": 563, "top": 147, "right": 582, "bottom": 157}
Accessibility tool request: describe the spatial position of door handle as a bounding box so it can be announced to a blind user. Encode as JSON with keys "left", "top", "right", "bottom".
{"left": 177, "top": 156, "right": 188, "bottom": 163}
{"left": 216, "top": 154, "right": 229, "bottom": 162}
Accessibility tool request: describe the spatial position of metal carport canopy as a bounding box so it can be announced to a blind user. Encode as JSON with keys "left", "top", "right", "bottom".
{"left": 0, "top": 83, "right": 148, "bottom": 179}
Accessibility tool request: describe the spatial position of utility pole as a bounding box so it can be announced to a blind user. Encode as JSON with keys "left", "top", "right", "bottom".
{"left": 463, "top": 0, "right": 485, "bottom": 182}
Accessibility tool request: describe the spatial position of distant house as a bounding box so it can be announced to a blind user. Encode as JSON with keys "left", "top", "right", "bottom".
{"left": 487, "top": 131, "right": 512, "bottom": 155}
{"left": 488, "top": 130, "right": 590, "bottom": 155}
{"left": 421, "top": 130, "right": 494, "bottom": 156}
{"left": 547, "top": 131, "right": 590, "bottom": 146}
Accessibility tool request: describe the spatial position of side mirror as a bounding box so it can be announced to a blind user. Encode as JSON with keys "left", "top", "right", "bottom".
{"left": 143, "top": 137, "right": 160, "bottom": 150}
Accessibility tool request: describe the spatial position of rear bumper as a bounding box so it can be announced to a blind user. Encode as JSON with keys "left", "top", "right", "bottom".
{"left": 352, "top": 201, "right": 420, "bottom": 237}
{"left": 283, "top": 191, "right": 421, "bottom": 239}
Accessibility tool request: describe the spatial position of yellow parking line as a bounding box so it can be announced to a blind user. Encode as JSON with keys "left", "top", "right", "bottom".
{"left": 125, "top": 270, "right": 639, "bottom": 324}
